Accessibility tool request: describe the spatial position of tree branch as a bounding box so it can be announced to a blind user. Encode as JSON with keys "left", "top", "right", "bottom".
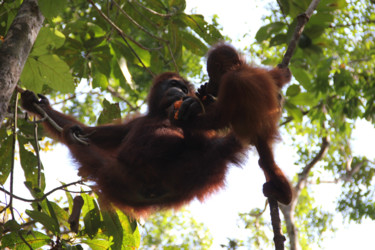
{"left": 296, "top": 136, "right": 330, "bottom": 193}
{"left": 0, "top": 0, "right": 44, "bottom": 126}
{"left": 279, "top": 0, "right": 321, "bottom": 68}
{"left": 268, "top": 1, "right": 322, "bottom": 249}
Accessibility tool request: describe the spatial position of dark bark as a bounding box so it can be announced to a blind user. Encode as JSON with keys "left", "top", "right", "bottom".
{"left": 0, "top": 0, "right": 44, "bottom": 126}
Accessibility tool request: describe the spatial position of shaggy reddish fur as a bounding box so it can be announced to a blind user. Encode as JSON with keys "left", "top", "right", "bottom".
{"left": 21, "top": 72, "right": 246, "bottom": 218}
{"left": 173, "top": 44, "right": 293, "bottom": 204}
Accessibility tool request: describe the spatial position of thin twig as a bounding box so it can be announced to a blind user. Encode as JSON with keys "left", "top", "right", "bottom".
{"left": 112, "top": 0, "right": 168, "bottom": 43}
{"left": 106, "top": 86, "right": 138, "bottom": 111}
{"left": 2, "top": 221, "right": 36, "bottom": 234}
{"left": 296, "top": 136, "right": 329, "bottom": 191}
{"left": 279, "top": 109, "right": 310, "bottom": 127}
{"left": 185, "top": 15, "right": 207, "bottom": 36}
{"left": 89, "top": 0, "right": 161, "bottom": 51}
{"left": 167, "top": 43, "right": 179, "bottom": 73}
{"left": 113, "top": 0, "right": 180, "bottom": 71}
{"left": 0, "top": 180, "right": 85, "bottom": 203}
{"left": 87, "top": 0, "right": 156, "bottom": 77}
{"left": 4, "top": 113, "right": 28, "bottom": 119}
{"left": 128, "top": 1, "right": 159, "bottom": 29}
{"left": 33, "top": 116, "right": 42, "bottom": 188}
{"left": 52, "top": 94, "right": 77, "bottom": 105}
{"left": 10, "top": 93, "right": 18, "bottom": 220}
{"left": 18, "top": 231, "right": 33, "bottom": 250}
{"left": 11, "top": 93, "right": 33, "bottom": 250}
{"left": 133, "top": 0, "right": 174, "bottom": 17}
{"left": 246, "top": 199, "right": 268, "bottom": 217}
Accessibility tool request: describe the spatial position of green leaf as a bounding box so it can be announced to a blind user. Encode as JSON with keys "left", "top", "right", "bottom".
{"left": 167, "top": 22, "right": 183, "bottom": 68}
{"left": 101, "top": 210, "right": 140, "bottom": 249}
{"left": 290, "top": 67, "right": 312, "bottom": 90}
{"left": 32, "top": 27, "right": 66, "bottom": 56}
{"left": 92, "top": 69, "right": 108, "bottom": 89}
{"left": 26, "top": 209, "right": 60, "bottom": 235}
{"left": 270, "top": 34, "right": 288, "bottom": 46}
{"left": 298, "top": 33, "right": 312, "bottom": 48}
{"left": 4, "top": 220, "right": 21, "bottom": 232}
{"left": 80, "top": 239, "right": 112, "bottom": 250}
{"left": 102, "top": 211, "right": 123, "bottom": 249}
{"left": 46, "top": 199, "right": 61, "bottom": 233}
{"left": 181, "top": 14, "right": 223, "bottom": 44}
{"left": 315, "top": 58, "right": 333, "bottom": 93}
{"left": 168, "top": 0, "right": 186, "bottom": 12}
{"left": 83, "top": 200, "right": 101, "bottom": 239}
{"left": 84, "top": 36, "right": 106, "bottom": 50}
{"left": 284, "top": 101, "right": 303, "bottom": 122}
{"left": 116, "top": 210, "right": 140, "bottom": 248}
{"left": 65, "top": 186, "right": 74, "bottom": 211}
{"left": 309, "top": 13, "right": 334, "bottom": 27}
{"left": 255, "top": 22, "right": 285, "bottom": 42}
{"left": 116, "top": 210, "right": 138, "bottom": 234}
{"left": 333, "top": 69, "right": 353, "bottom": 93}
{"left": 304, "top": 25, "right": 326, "bottom": 40}
{"left": 111, "top": 55, "right": 135, "bottom": 92}
{"left": 149, "top": 49, "right": 164, "bottom": 74}
{"left": 97, "top": 99, "right": 121, "bottom": 125}
{"left": 38, "top": 0, "right": 68, "bottom": 19}
{"left": 17, "top": 136, "right": 45, "bottom": 191}
{"left": 317, "top": 0, "right": 348, "bottom": 11}
{"left": 81, "top": 193, "right": 97, "bottom": 216}
{"left": 42, "top": 199, "right": 69, "bottom": 227}
{"left": 124, "top": 40, "right": 151, "bottom": 68}
{"left": 90, "top": 46, "right": 112, "bottom": 76}
{"left": 289, "top": 92, "right": 318, "bottom": 106}
{"left": 0, "top": 134, "right": 12, "bottom": 185}
{"left": 289, "top": 0, "right": 309, "bottom": 18}
{"left": 286, "top": 84, "right": 301, "bottom": 97}
{"left": 21, "top": 54, "right": 75, "bottom": 93}
{"left": 1, "top": 230, "right": 50, "bottom": 249}
{"left": 278, "top": 0, "right": 290, "bottom": 15}
{"left": 179, "top": 30, "right": 207, "bottom": 56}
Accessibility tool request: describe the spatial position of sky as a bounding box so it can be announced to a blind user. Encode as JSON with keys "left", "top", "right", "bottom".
{"left": 6, "top": 0, "right": 375, "bottom": 249}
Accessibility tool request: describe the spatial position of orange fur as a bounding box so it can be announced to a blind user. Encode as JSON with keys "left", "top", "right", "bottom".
{"left": 175, "top": 43, "right": 293, "bottom": 204}
{"left": 21, "top": 72, "right": 246, "bottom": 218}
{"left": 207, "top": 44, "right": 292, "bottom": 204}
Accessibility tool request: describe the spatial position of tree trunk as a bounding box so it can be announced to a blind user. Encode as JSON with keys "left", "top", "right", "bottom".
{"left": 0, "top": 0, "right": 44, "bottom": 126}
